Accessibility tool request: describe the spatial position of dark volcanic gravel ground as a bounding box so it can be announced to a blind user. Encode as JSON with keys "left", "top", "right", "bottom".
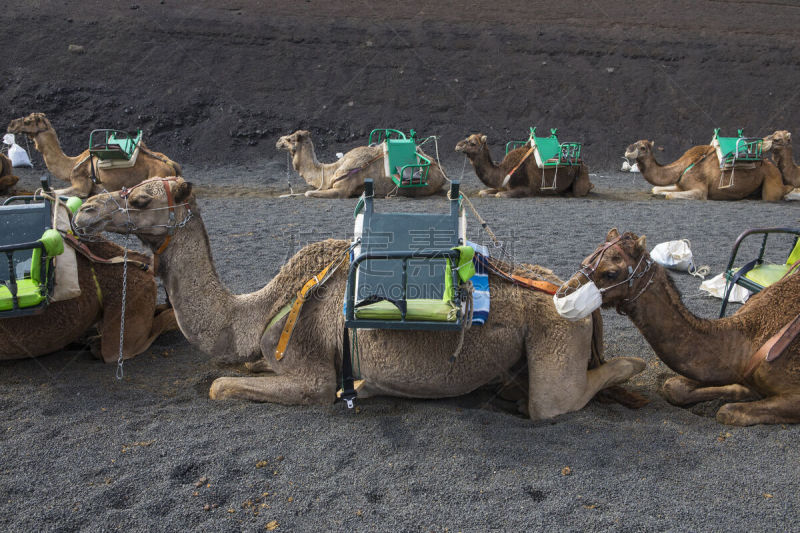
{"left": 3, "top": 0, "right": 800, "bottom": 530}
{"left": 2, "top": 166, "right": 799, "bottom": 531}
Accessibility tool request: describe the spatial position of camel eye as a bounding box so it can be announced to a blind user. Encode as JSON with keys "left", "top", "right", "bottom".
{"left": 604, "top": 270, "right": 620, "bottom": 280}
{"left": 129, "top": 196, "right": 151, "bottom": 209}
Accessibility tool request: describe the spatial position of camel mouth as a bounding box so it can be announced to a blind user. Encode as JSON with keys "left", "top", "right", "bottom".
{"left": 454, "top": 142, "right": 466, "bottom": 153}
{"left": 623, "top": 149, "right": 638, "bottom": 159}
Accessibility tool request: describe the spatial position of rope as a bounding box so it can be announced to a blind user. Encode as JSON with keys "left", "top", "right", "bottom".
{"left": 448, "top": 281, "right": 474, "bottom": 365}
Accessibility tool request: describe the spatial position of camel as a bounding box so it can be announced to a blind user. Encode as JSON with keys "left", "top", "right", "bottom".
{"left": 276, "top": 130, "right": 446, "bottom": 198}
{"left": 0, "top": 238, "right": 177, "bottom": 362}
{"left": 7, "top": 113, "right": 182, "bottom": 198}
{"left": 624, "top": 140, "right": 791, "bottom": 201}
{"left": 454, "top": 134, "right": 593, "bottom": 197}
{"left": 559, "top": 228, "right": 800, "bottom": 425}
{"left": 73, "top": 177, "right": 646, "bottom": 419}
{"left": 762, "top": 130, "right": 800, "bottom": 198}
{"left": 0, "top": 153, "right": 19, "bottom": 194}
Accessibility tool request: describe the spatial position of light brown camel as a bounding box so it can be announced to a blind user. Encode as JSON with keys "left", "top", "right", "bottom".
{"left": 0, "top": 153, "right": 19, "bottom": 193}
{"left": 454, "top": 134, "right": 593, "bottom": 197}
{"left": 762, "top": 130, "right": 800, "bottom": 199}
{"left": 7, "top": 113, "right": 182, "bottom": 198}
{"left": 73, "top": 177, "right": 646, "bottom": 419}
{"left": 624, "top": 140, "right": 791, "bottom": 201}
{"left": 0, "top": 239, "right": 177, "bottom": 362}
{"left": 276, "top": 130, "right": 446, "bottom": 198}
{"left": 559, "top": 228, "right": 800, "bottom": 426}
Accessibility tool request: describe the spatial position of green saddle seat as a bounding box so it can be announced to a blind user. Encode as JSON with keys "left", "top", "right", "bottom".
{"left": 711, "top": 128, "right": 763, "bottom": 167}
{"left": 355, "top": 299, "right": 459, "bottom": 322}
{"left": 530, "top": 127, "right": 582, "bottom": 168}
{"left": 369, "top": 129, "right": 432, "bottom": 187}
{"left": 89, "top": 129, "right": 142, "bottom": 160}
{"left": 0, "top": 196, "right": 64, "bottom": 315}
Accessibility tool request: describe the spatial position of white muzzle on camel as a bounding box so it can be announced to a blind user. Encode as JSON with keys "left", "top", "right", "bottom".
{"left": 552, "top": 281, "right": 603, "bottom": 321}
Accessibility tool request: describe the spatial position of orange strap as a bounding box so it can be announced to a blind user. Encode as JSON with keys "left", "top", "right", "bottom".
{"left": 743, "top": 311, "right": 800, "bottom": 378}
{"left": 274, "top": 259, "right": 336, "bottom": 361}
{"left": 486, "top": 258, "right": 559, "bottom": 295}
{"left": 503, "top": 145, "right": 535, "bottom": 186}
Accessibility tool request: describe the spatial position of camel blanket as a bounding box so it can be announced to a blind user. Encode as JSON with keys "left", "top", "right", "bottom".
{"left": 50, "top": 202, "right": 81, "bottom": 302}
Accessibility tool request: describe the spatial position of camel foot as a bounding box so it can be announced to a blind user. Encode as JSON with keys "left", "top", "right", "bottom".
{"left": 716, "top": 394, "right": 800, "bottom": 426}
{"left": 661, "top": 376, "right": 757, "bottom": 406}
{"left": 477, "top": 188, "right": 497, "bottom": 197}
{"left": 209, "top": 374, "right": 335, "bottom": 404}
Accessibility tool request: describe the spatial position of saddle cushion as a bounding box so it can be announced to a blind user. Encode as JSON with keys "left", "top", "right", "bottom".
{"left": 355, "top": 299, "right": 459, "bottom": 322}
{"left": 0, "top": 279, "right": 45, "bottom": 311}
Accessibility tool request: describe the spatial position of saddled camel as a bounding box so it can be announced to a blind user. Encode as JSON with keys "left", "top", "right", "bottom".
{"left": 73, "top": 177, "right": 645, "bottom": 419}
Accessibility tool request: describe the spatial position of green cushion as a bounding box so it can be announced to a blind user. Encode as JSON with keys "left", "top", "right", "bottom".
{"left": 534, "top": 134, "right": 561, "bottom": 163}
{"left": 0, "top": 278, "right": 45, "bottom": 311}
{"left": 453, "top": 245, "right": 475, "bottom": 282}
{"left": 355, "top": 299, "right": 458, "bottom": 322}
{"left": 39, "top": 229, "right": 63, "bottom": 257}
{"left": 387, "top": 138, "right": 419, "bottom": 174}
{"left": 787, "top": 238, "right": 800, "bottom": 266}
{"left": 738, "top": 264, "right": 793, "bottom": 288}
{"left": 66, "top": 197, "right": 83, "bottom": 214}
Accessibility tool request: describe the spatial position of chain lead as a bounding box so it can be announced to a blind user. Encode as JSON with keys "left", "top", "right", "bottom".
{"left": 116, "top": 228, "right": 130, "bottom": 380}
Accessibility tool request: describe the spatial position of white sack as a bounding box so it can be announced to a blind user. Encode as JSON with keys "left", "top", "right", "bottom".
{"left": 3, "top": 133, "right": 32, "bottom": 168}
{"left": 699, "top": 273, "right": 751, "bottom": 303}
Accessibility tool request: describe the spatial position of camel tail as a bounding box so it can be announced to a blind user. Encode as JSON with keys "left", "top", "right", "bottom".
{"left": 587, "top": 309, "right": 650, "bottom": 409}
{"left": 171, "top": 161, "right": 183, "bottom": 176}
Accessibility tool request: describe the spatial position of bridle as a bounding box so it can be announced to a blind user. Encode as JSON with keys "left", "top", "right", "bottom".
{"left": 118, "top": 176, "right": 192, "bottom": 255}
{"left": 558, "top": 234, "right": 657, "bottom": 313}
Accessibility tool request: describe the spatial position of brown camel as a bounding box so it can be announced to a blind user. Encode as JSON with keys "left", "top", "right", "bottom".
{"left": 762, "top": 131, "right": 800, "bottom": 199}
{"left": 454, "top": 134, "right": 593, "bottom": 197}
{"left": 0, "top": 153, "right": 19, "bottom": 193}
{"left": 624, "top": 140, "right": 791, "bottom": 201}
{"left": 0, "top": 239, "right": 177, "bottom": 362}
{"left": 73, "top": 177, "right": 645, "bottom": 419}
{"left": 7, "top": 113, "right": 182, "bottom": 198}
{"left": 558, "top": 228, "right": 800, "bottom": 426}
{"left": 276, "top": 130, "right": 446, "bottom": 198}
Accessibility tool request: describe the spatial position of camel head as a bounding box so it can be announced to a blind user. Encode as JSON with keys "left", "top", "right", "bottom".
{"left": 624, "top": 140, "right": 654, "bottom": 162}
{"left": 455, "top": 134, "right": 488, "bottom": 158}
{"left": 762, "top": 130, "right": 791, "bottom": 152}
{"left": 7, "top": 112, "right": 53, "bottom": 137}
{"left": 276, "top": 130, "right": 312, "bottom": 155}
{"left": 74, "top": 177, "right": 194, "bottom": 250}
{"left": 555, "top": 228, "right": 650, "bottom": 319}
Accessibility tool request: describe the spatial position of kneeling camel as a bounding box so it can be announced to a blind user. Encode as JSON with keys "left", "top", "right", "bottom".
{"left": 1, "top": 239, "right": 177, "bottom": 362}
{"left": 559, "top": 228, "right": 800, "bottom": 425}
{"left": 73, "top": 177, "right": 644, "bottom": 420}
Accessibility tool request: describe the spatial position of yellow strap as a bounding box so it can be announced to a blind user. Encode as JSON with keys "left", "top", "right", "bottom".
{"left": 274, "top": 260, "right": 336, "bottom": 361}
{"left": 90, "top": 266, "right": 103, "bottom": 307}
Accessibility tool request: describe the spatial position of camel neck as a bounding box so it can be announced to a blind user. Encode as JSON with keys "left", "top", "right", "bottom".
{"left": 293, "top": 142, "right": 338, "bottom": 189}
{"left": 636, "top": 152, "right": 680, "bottom": 187}
{"left": 622, "top": 267, "right": 751, "bottom": 384}
{"left": 156, "top": 214, "right": 272, "bottom": 359}
{"left": 34, "top": 129, "right": 80, "bottom": 181}
{"left": 469, "top": 145, "right": 504, "bottom": 188}
{"left": 774, "top": 146, "right": 800, "bottom": 186}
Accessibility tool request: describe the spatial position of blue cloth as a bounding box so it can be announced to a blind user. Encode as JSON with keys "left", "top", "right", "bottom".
{"left": 468, "top": 241, "right": 490, "bottom": 325}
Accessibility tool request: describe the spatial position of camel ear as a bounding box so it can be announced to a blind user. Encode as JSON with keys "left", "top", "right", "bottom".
{"left": 606, "top": 228, "right": 620, "bottom": 241}
{"left": 172, "top": 181, "right": 193, "bottom": 203}
{"left": 480, "top": 135, "right": 487, "bottom": 144}
{"left": 647, "top": 140, "right": 654, "bottom": 149}
{"left": 635, "top": 235, "right": 647, "bottom": 251}
{"left": 787, "top": 132, "right": 792, "bottom": 142}
{"left": 297, "top": 130, "right": 310, "bottom": 139}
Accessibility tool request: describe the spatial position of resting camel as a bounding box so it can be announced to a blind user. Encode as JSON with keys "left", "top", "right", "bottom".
{"left": 762, "top": 130, "right": 800, "bottom": 199}
{"left": 624, "top": 140, "right": 790, "bottom": 201}
{"left": 558, "top": 228, "right": 800, "bottom": 426}
{"left": 276, "top": 130, "right": 446, "bottom": 198}
{"left": 73, "top": 177, "right": 645, "bottom": 419}
{"left": 7, "top": 113, "right": 182, "bottom": 198}
{"left": 0, "top": 239, "right": 177, "bottom": 362}
{"left": 0, "top": 153, "right": 19, "bottom": 193}
{"left": 454, "top": 134, "right": 593, "bottom": 197}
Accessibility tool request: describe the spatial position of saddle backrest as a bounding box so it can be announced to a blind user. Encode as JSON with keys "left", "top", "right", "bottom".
{"left": 0, "top": 200, "right": 51, "bottom": 282}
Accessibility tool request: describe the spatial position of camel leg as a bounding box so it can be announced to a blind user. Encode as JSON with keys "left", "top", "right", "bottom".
{"left": 661, "top": 376, "right": 757, "bottom": 406}
{"left": 245, "top": 357, "right": 273, "bottom": 373}
{"left": 304, "top": 187, "right": 351, "bottom": 199}
{"left": 524, "top": 322, "right": 645, "bottom": 419}
{"left": 477, "top": 188, "right": 499, "bottom": 197}
{"left": 761, "top": 168, "right": 793, "bottom": 202}
{"left": 716, "top": 393, "right": 800, "bottom": 426}
{"left": 496, "top": 187, "right": 529, "bottom": 198}
{"left": 651, "top": 185, "right": 681, "bottom": 195}
{"left": 209, "top": 372, "right": 336, "bottom": 404}
{"left": 99, "top": 293, "right": 178, "bottom": 363}
{"left": 664, "top": 188, "right": 706, "bottom": 200}
{"left": 570, "top": 164, "right": 593, "bottom": 197}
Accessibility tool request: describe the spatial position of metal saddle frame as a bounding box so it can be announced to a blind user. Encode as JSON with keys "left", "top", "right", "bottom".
{"left": 368, "top": 128, "right": 432, "bottom": 188}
